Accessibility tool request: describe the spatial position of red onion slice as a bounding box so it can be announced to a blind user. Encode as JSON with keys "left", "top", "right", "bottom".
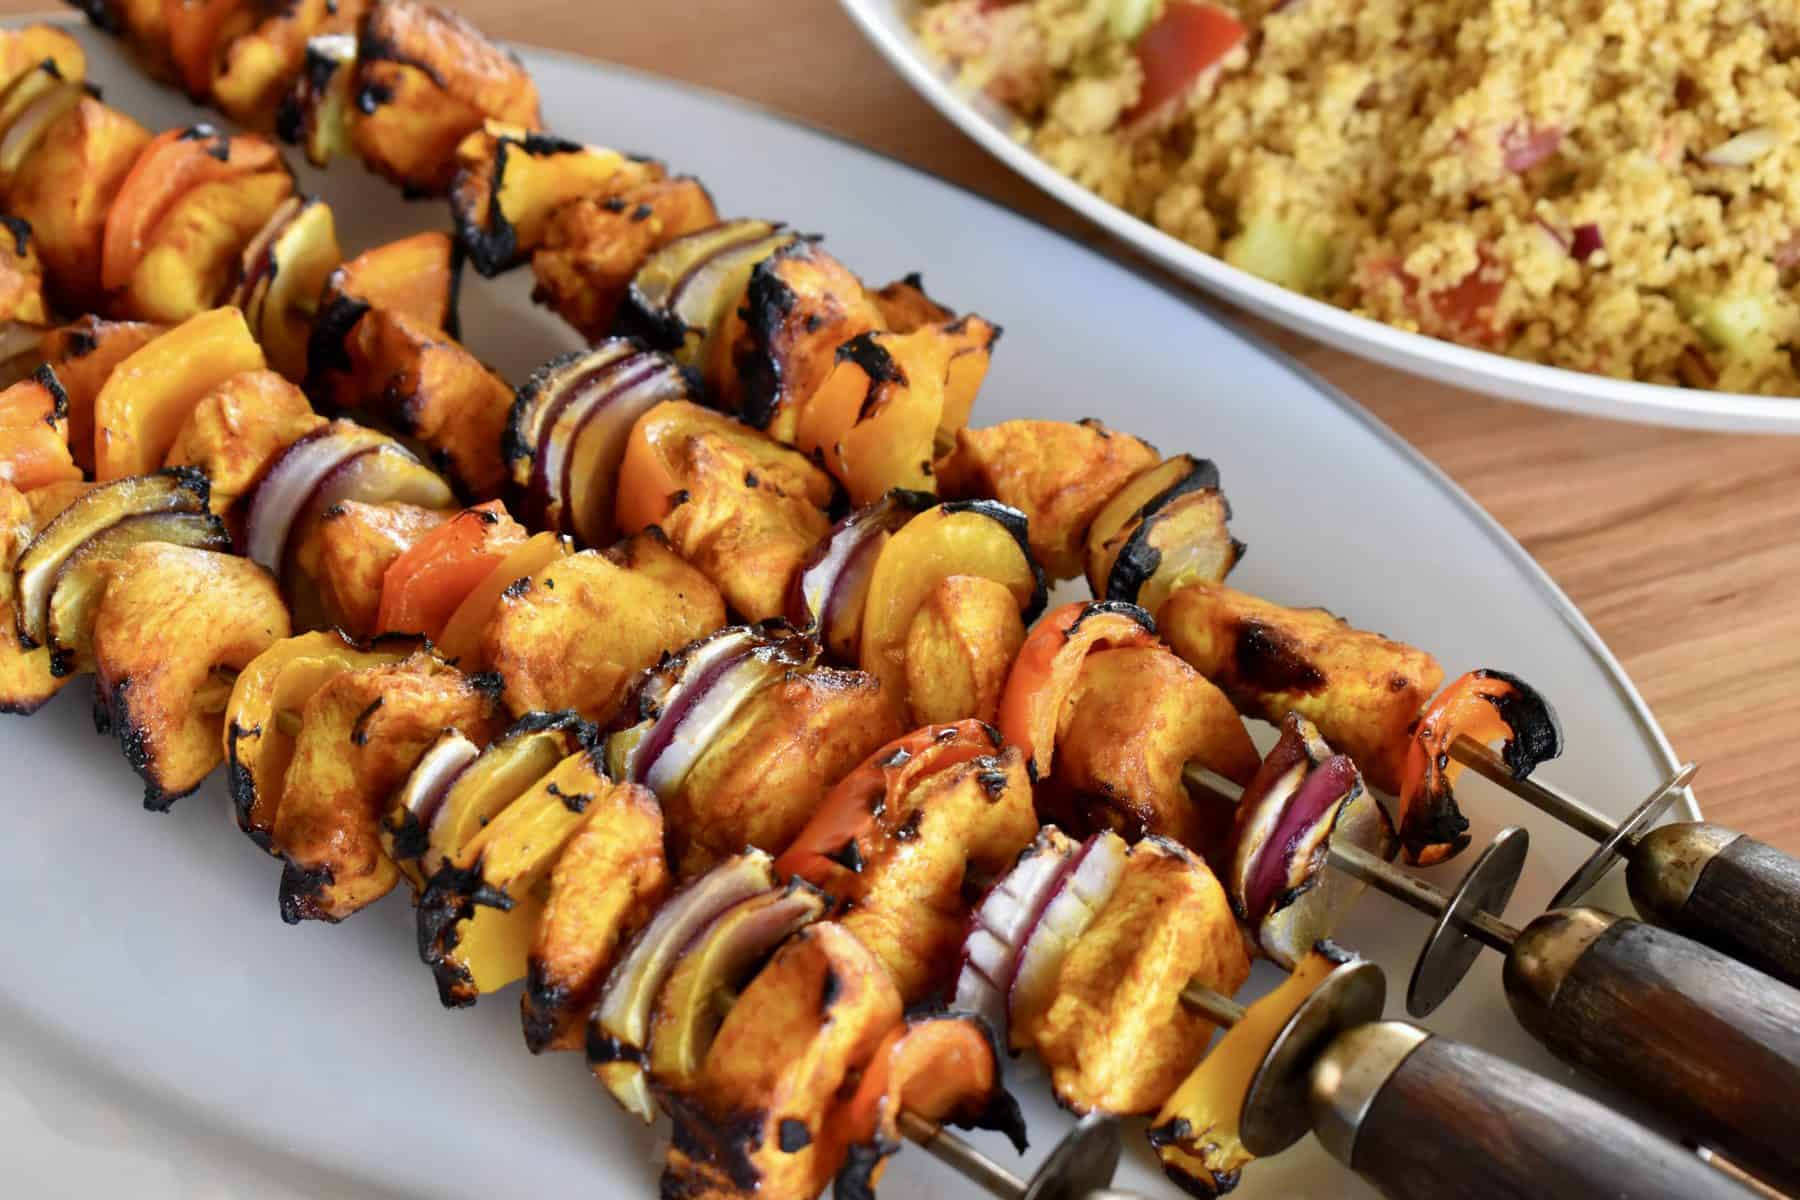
{"left": 1242, "top": 754, "right": 1361, "bottom": 927}
{"left": 394, "top": 731, "right": 480, "bottom": 873}
{"left": 952, "top": 827, "right": 1079, "bottom": 1037}
{"left": 243, "top": 424, "right": 390, "bottom": 571}
{"left": 1570, "top": 223, "right": 1604, "bottom": 262}
{"left": 1226, "top": 714, "right": 1330, "bottom": 915}
{"left": 1257, "top": 778, "right": 1395, "bottom": 969}
{"left": 589, "top": 849, "right": 777, "bottom": 1122}
{"left": 230, "top": 194, "right": 303, "bottom": 316}
{"left": 536, "top": 355, "right": 657, "bottom": 527}
{"left": 788, "top": 490, "right": 932, "bottom": 659}
{"left": 560, "top": 357, "right": 690, "bottom": 548}
{"left": 1006, "top": 831, "right": 1129, "bottom": 1044}
{"left": 618, "top": 624, "right": 816, "bottom": 797}
{"left": 514, "top": 340, "right": 639, "bottom": 528}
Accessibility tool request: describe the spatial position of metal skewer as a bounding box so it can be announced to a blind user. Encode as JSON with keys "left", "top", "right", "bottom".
{"left": 1451, "top": 739, "right": 1800, "bottom": 990}
{"left": 898, "top": 1110, "right": 1143, "bottom": 1200}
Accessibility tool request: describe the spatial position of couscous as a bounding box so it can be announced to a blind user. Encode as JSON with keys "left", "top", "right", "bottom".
{"left": 919, "top": 0, "right": 1800, "bottom": 394}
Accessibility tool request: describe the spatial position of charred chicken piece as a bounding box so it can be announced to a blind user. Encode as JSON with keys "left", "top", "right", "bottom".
{"left": 1084, "top": 453, "right": 1242, "bottom": 616}
{"left": 779, "top": 721, "right": 1037, "bottom": 1002}
{"left": 1161, "top": 580, "right": 1445, "bottom": 798}
{"left": 858, "top": 500, "right": 1046, "bottom": 726}
{"left": 7, "top": 95, "right": 149, "bottom": 313}
{"left": 1047, "top": 644, "right": 1259, "bottom": 858}
{"left": 937, "top": 418, "right": 1160, "bottom": 582}
{"left": 12, "top": 469, "right": 213, "bottom": 655}
{"left": 528, "top": 174, "right": 720, "bottom": 341}
{"left": 616, "top": 399, "right": 835, "bottom": 622}
{"left": 667, "top": 666, "right": 903, "bottom": 876}
{"left": 1025, "top": 836, "right": 1250, "bottom": 1114}
{"left": 524, "top": 765, "right": 668, "bottom": 1052}
{"left": 225, "top": 628, "right": 423, "bottom": 848}
{"left": 268, "top": 647, "right": 503, "bottom": 921}
{"left": 162, "top": 368, "right": 326, "bottom": 511}
{"left": 306, "top": 233, "right": 510, "bottom": 499}
{"left": 481, "top": 530, "right": 725, "bottom": 725}
{"left": 659, "top": 922, "right": 902, "bottom": 1200}
{"left": 91, "top": 542, "right": 289, "bottom": 809}
{"left": 210, "top": 0, "right": 367, "bottom": 129}
{"left": 450, "top": 121, "right": 665, "bottom": 276}
{"left": 714, "top": 240, "right": 886, "bottom": 443}
{"left": 348, "top": 0, "right": 542, "bottom": 193}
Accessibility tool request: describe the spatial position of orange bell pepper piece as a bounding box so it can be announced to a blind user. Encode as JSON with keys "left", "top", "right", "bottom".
{"left": 774, "top": 720, "right": 1000, "bottom": 888}
{"left": 99, "top": 124, "right": 286, "bottom": 293}
{"left": 996, "top": 599, "right": 1160, "bottom": 780}
{"left": 375, "top": 500, "right": 527, "bottom": 642}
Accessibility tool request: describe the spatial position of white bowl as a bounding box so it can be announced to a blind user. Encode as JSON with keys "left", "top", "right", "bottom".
{"left": 840, "top": 0, "right": 1800, "bottom": 433}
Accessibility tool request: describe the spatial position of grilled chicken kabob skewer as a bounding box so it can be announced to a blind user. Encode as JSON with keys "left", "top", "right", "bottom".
{"left": 70, "top": 0, "right": 541, "bottom": 195}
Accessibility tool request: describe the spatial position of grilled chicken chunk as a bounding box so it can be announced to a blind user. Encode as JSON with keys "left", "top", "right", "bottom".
{"left": 1048, "top": 645, "right": 1258, "bottom": 857}
{"left": 1027, "top": 837, "right": 1250, "bottom": 1115}
{"left": 530, "top": 176, "right": 719, "bottom": 339}
{"left": 162, "top": 368, "right": 326, "bottom": 510}
{"left": 91, "top": 543, "right": 290, "bottom": 809}
{"left": 294, "top": 500, "right": 448, "bottom": 640}
{"left": 1161, "top": 580, "right": 1444, "bottom": 795}
{"left": 660, "top": 922, "right": 902, "bottom": 1200}
{"left": 271, "top": 650, "right": 502, "bottom": 921}
{"left": 482, "top": 531, "right": 725, "bottom": 725}
{"left": 665, "top": 666, "right": 904, "bottom": 877}
{"left": 937, "top": 419, "right": 1160, "bottom": 581}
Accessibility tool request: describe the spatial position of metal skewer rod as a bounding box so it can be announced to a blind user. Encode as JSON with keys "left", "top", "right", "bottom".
{"left": 1329, "top": 840, "right": 1520, "bottom": 953}
{"left": 1449, "top": 736, "right": 1702, "bottom": 850}
{"left": 899, "top": 1112, "right": 1030, "bottom": 1198}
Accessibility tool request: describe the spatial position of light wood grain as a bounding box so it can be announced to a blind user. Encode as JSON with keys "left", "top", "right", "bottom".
{"left": 11, "top": 0, "right": 1799, "bottom": 853}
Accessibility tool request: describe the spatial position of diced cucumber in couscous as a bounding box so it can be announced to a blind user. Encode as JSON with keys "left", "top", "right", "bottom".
{"left": 1106, "top": 0, "right": 1160, "bottom": 41}
{"left": 1223, "top": 214, "right": 1336, "bottom": 293}
{"left": 1681, "top": 293, "right": 1769, "bottom": 356}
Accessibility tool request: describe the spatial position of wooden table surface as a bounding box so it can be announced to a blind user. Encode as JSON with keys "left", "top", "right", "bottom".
{"left": 17, "top": 0, "right": 1800, "bottom": 851}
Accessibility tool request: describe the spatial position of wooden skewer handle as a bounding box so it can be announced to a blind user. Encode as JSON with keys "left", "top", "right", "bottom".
{"left": 1314, "top": 1023, "right": 1757, "bottom": 1200}
{"left": 1503, "top": 908, "right": 1800, "bottom": 1192}
{"left": 1628, "top": 824, "right": 1800, "bottom": 991}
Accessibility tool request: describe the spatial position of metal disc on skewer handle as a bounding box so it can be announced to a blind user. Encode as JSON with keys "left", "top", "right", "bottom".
{"left": 897, "top": 1110, "right": 1140, "bottom": 1200}
{"left": 1449, "top": 736, "right": 1698, "bottom": 909}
